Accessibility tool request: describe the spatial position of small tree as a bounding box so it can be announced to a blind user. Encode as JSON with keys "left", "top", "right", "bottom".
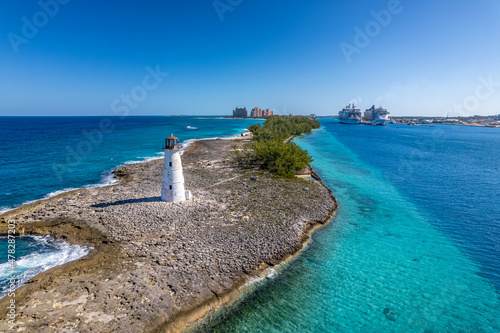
{"left": 247, "top": 116, "right": 318, "bottom": 177}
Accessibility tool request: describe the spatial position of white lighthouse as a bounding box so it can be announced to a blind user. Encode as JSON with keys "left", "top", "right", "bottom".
{"left": 161, "top": 135, "right": 191, "bottom": 202}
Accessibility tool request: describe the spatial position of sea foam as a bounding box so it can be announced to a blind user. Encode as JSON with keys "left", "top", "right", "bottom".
{"left": 0, "top": 236, "right": 90, "bottom": 298}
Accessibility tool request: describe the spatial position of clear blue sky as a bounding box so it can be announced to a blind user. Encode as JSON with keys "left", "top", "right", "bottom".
{"left": 1, "top": 0, "right": 499, "bottom": 116}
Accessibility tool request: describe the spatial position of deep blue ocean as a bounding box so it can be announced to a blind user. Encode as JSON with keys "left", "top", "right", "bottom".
{"left": 0, "top": 117, "right": 499, "bottom": 332}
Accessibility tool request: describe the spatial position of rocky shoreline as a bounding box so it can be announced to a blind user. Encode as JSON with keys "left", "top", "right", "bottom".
{"left": 0, "top": 137, "right": 337, "bottom": 332}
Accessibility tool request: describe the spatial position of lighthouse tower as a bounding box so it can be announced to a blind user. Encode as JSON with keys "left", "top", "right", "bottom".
{"left": 161, "top": 135, "right": 191, "bottom": 202}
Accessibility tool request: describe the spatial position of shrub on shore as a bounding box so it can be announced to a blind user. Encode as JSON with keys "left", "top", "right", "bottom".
{"left": 248, "top": 115, "right": 320, "bottom": 142}
{"left": 234, "top": 116, "right": 320, "bottom": 177}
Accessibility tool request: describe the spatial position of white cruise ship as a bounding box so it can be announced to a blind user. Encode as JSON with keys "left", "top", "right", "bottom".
{"left": 363, "top": 105, "right": 390, "bottom": 125}
{"left": 338, "top": 104, "right": 362, "bottom": 124}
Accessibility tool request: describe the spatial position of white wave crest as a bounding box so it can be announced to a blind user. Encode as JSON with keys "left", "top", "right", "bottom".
{"left": 120, "top": 153, "right": 164, "bottom": 167}
{"left": 245, "top": 267, "right": 277, "bottom": 287}
{"left": 0, "top": 236, "right": 90, "bottom": 298}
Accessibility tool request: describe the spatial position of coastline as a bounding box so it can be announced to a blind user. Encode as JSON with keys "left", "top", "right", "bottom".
{"left": 0, "top": 135, "right": 337, "bottom": 332}
{"left": 0, "top": 133, "right": 239, "bottom": 217}
{"left": 162, "top": 179, "right": 337, "bottom": 333}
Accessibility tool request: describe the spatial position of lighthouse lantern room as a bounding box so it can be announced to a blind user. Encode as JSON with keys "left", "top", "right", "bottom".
{"left": 161, "top": 135, "right": 191, "bottom": 202}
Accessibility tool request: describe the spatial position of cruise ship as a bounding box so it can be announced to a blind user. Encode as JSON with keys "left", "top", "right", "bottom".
{"left": 363, "top": 105, "right": 390, "bottom": 125}
{"left": 338, "top": 104, "right": 362, "bottom": 124}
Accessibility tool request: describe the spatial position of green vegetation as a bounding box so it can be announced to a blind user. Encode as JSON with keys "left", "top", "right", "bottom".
{"left": 233, "top": 116, "right": 320, "bottom": 178}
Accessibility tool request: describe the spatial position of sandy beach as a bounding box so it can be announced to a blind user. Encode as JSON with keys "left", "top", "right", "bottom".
{"left": 0, "top": 137, "right": 337, "bottom": 332}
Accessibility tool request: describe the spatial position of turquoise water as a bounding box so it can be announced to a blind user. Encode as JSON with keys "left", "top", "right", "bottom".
{"left": 0, "top": 116, "right": 263, "bottom": 297}
{"left": 193, "top": 122, "right": 500, "bottom": 332}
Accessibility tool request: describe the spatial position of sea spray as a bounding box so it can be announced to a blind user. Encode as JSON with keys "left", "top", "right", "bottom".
{"left": 0, "top": 236, "right": 90, "bottom": 298}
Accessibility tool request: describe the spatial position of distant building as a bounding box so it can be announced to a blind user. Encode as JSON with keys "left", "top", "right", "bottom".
{"left": 233, "top": 106, "right": 273, "bottom": 118}
{"left": 232, "top": 107, "right": 247, "bottom": 118}
{"left": 251, "top": 107, "right": 263, "bottom": 118}
{"left": 262, "top": 109, "right": 273, "bottom": 117}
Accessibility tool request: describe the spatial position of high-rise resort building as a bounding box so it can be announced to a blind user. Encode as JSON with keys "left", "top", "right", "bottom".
{"left": 262, "top": 109, "right": 273, "bottom": 117}
{"left": 161, "top": 135, "right": 192, "bottom": 202}
{"left": 232, "top": 107, "right": 248, "bottom": 118}
{"left": 233, "top": 106, "right": 273, "bottom": 118}
{"left": 251, "top": 107, "right": 263, "bottom": 117}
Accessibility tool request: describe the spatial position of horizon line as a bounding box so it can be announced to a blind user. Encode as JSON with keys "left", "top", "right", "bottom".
{"left": 0, "top": 114, "right": 498, "bottom": 118}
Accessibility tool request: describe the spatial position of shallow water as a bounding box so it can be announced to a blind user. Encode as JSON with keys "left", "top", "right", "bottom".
{"left": 192, "top": 122, "right": 500, "bottom": 332}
